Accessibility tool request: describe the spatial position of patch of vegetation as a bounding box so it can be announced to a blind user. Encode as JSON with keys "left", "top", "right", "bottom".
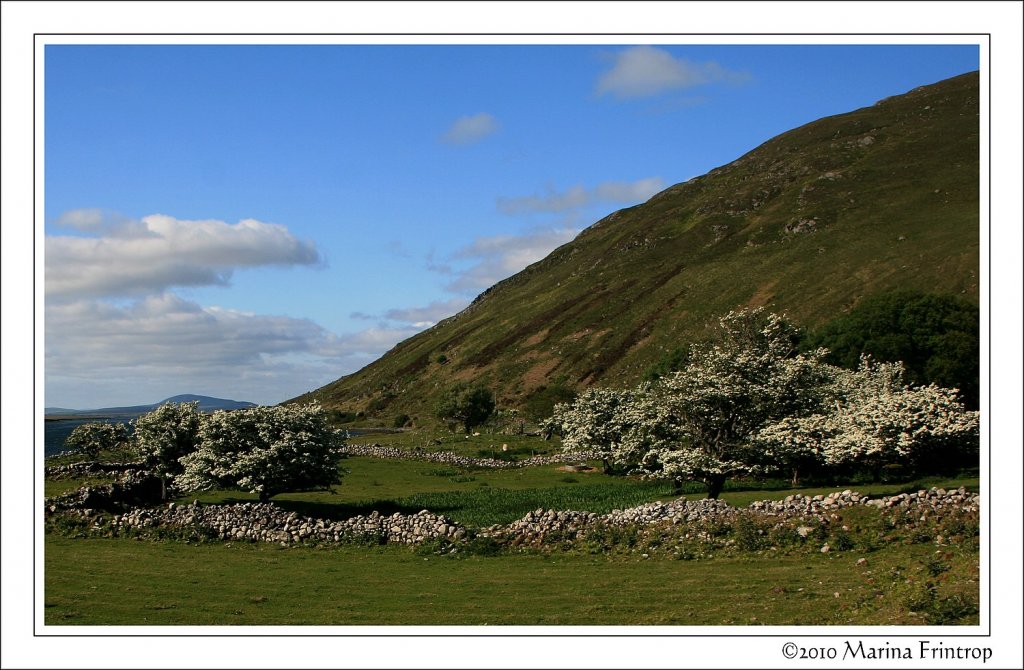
{"left": 804, "top": 290, "right": 979, "bottom": 409}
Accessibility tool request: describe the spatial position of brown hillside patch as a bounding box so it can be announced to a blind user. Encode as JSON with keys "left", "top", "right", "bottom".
{"left": 747, "top": 280, "right": 778, "bottom": 308}
{"left": 523, "top": 329, "right": 550, "bottom": 347}
{"left": 522, "top": 355, "right": 561, "bottom": 390}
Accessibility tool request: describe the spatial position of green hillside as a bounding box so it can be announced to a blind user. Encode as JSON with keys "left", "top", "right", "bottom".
{"left": 292, "top": 72, "right": 979, "bottom": 424}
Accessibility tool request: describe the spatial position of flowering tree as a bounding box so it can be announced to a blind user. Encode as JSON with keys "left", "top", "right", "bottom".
{"left": 64, "top": 421, "right": 129, "bottom": 458}
{"left": 178, "top": 403, "right": 343, "bottom": 502}
{"left": 634, "top": 309, "right": 834, "bottom": 497}
{"left": 550, "top": 310, "right": 980, "bottom": 497}
{"left": 133, "top": 401, "right": 202, "bottom": 499}
{"left": 552, "top": 309, "right": 833, "bottom": 496}
{"left": 553, "top": 387, "right": 638, "bottom": 472}
{"left": 757, "top": 357, "right": 979, "bottom": 476}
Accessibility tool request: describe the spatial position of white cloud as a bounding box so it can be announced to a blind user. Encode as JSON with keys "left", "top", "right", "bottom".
{"left": 497, "top": 177, "right": 665, "bottom": 215}
{"left": 46, "top": 213, "right": 321, "bottom": 301}
{"left": 440, "top": 112, "right": 499, "bottom": 145}
{"left": 54, "top": 208, "right": 106, "bottom": 231}
{"left": 44, "top": 294, "right": 422, "bottom": 407}
{"left": 596, "top": 46, "right": 750, "bottom": 99}
{"left": 445, "top": 226, "right": 579, "bottom": 294}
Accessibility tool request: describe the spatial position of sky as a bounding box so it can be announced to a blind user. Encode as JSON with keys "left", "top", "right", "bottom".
{"left": 43, "top": 43, "right": 981, "bottom": 409}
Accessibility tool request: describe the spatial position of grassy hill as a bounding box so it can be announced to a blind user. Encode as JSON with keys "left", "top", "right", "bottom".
{"left": 292, "top": 71, "right": 979, "bottom": 425}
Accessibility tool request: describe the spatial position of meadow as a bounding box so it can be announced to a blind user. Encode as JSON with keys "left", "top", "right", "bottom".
{"left": 44, "top": 432, "right": 980, "bottom": 627}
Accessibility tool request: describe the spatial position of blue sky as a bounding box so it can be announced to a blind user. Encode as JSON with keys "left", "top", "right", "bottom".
{"left": 44, "top": 43, "right": 980, "bottom": 408}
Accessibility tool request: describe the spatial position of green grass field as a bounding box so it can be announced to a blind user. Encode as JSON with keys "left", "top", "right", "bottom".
{"left": 44, "top": 534, "right": 977, "bottom": 626}
{"left": 44, "top": 434, "right": 980, "bottom": 627}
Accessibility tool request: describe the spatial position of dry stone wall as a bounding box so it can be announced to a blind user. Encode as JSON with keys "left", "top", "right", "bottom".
{"left": 48, "top": 484, "right": 978, "bottom": 548}
{"left": 340, "top": 443, "right": 601, "bottom": 469}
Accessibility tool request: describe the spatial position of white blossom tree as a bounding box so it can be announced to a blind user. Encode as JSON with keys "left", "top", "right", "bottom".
{"left": 756, "top": 356, "right": 979, "bottom": 476}
{"left": 133, "top": 401, "right": 202, "bottom": 499}
{"left": 631, "top": 309, "right": 834, "bottom": 497}
{"left": 552, "top": 309, "right": 833, "bottom": 496}
{"left": 178, "top": 403, "right": 342, "bottom": 502}
{"left": 549, "top": 310, "right": 980, "bottom": 497}
{"left": 552, "top": 387, "right": 638, "bottom": 472}
{"left": 64, "top": 421, "right": 129, "bottom": 459}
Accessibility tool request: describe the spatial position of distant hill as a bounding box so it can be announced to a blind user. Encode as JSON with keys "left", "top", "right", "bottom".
{"left": 45, "top": 394, "right": 257, "bottom": 417}
{"left": 291, "top": 71, "right": 980, "bottom": 426}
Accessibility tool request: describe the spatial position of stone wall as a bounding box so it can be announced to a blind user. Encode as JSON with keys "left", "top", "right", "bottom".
{"left": 48, "top": 485, "right": 978, "bottom": 548}
{"left": 45, "top": 460, "right": 147, "bottom": 481}
{"left": 340, "top": 443, "right": 601, "bottom": 469}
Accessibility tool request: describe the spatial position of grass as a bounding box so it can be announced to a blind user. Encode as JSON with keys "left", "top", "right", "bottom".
{"left": 43, "top": 532, "right": 977, "bottom": 626}
{"left": 45, "top": 441, "right": 980, "bottom": 627}
{"left": 176, "top": 453, "right": 978, "bottom": 527}
{"left": 178, "top": 456, "right": 674, "bottom": 526}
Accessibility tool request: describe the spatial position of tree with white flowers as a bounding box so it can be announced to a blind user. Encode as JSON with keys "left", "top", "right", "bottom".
{"left": 64, "top": 421, "right": 129, "bottom": 459}
{"left": 630, "top": 309, "right": 834, "bottom": 497}
{"left": 756, "top": 356, "right": 979, "bottom": 476}
{"left": 178, "top": 403, "right": 343, "bottom": 502}
{"left": 553, "top": 309, "right": 833, "bottom": 497}
{"left": 133, "top": 401, "right": 202, "bottom": 500}
{"left": 552, "top": 387, "right": 638, "bottom": 473}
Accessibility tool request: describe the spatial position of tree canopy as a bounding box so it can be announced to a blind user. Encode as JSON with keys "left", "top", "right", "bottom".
{"left": 133, "top": 401, "right": 202, "bottom": 499}
{"left": 435, "top": 384, "right": 496, "bottom": 433}
{"left": 64, "top": 421, "right": 129, "bottom": 459}
{"left": 804, "top": 291, "right": 979, "bottom": 409}
{"left": 178, "top": 403, "right": 343, "bottom": 502}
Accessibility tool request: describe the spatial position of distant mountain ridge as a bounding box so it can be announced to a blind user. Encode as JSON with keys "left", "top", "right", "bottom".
{"left": 45, "top": 394, "right": 257, "bottom": 417}
{"left": 294, "top": 72, "right": 979, "bottom": 425}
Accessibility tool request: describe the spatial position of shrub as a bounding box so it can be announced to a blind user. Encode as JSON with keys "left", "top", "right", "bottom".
{"left": 63, "top": 422, "right": 130, "bottom": 459}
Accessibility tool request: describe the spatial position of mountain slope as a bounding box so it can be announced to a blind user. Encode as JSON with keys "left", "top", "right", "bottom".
{"left": 293, "top": 72, "right": 980, "bottom": 424}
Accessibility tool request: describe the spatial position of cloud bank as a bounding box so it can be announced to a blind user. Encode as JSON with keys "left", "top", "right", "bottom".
{"left": 596, "top": 46, "right": 750, "bottom": 99}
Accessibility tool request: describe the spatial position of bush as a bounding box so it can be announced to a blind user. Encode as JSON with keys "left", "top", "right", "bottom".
{"left": 64, "top": 422, "right": 129, "bottom": 459}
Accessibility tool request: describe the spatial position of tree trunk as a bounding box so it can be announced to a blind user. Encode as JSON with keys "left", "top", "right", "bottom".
{"left": 259, "top": 490, "right": 270, "bottom": 503}
{"left": 790, "top": 467, "right": 800, "bottom": 488}
{"left": 671, "top": 477, "right": 683, "bottom": 495}
{"left": 706, "top": 474, "right": 727, "bottom": 500}
{"left": 159, "top": 476, "right": 167, "bottom": 501}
